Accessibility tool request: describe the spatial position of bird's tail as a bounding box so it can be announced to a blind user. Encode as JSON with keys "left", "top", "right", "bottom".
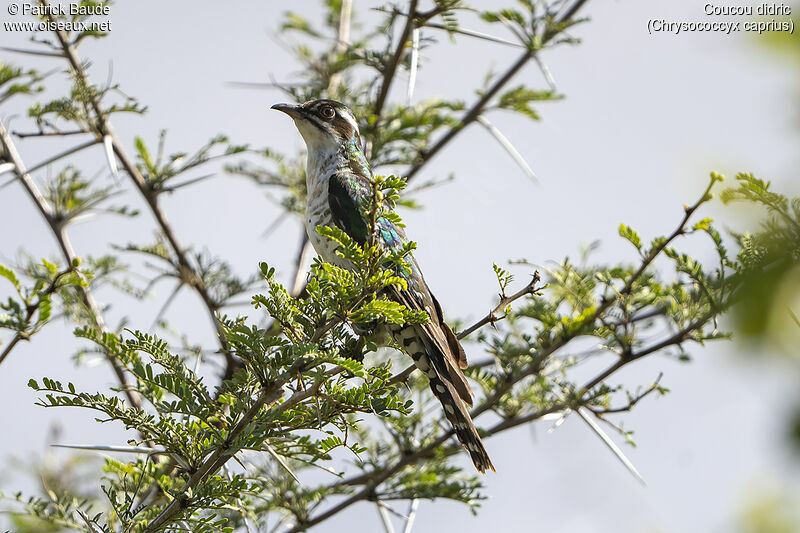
{"left": 410, "top": 348, "right": 495, "bottom": 473}
{"left": 428, "top": 365, "right": 495, "bottom": 473}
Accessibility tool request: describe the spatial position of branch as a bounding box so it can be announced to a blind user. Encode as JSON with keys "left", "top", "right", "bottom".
{"left": 12, "top": 128, "right": 90, "bottom": 138}
{"left": 0, "top": 120, "right": 142, "bottom": 411}
{"left": 404, "top": 0, "right": 591, "bottom": 182}
{"left": 457, "top": 271, "right": 542, "bottom": 340}
{"left": 0, "top": 265, "right": 75, "bottom": 366}
{"left": 142, "top": 385, "right": 285, "bottom": 532}
{"left": 587, "top": 372, "right": 663, "bottom": 415}
{"left": 39, "top": 0, "right": 233, "bottom": 371}
{"left": 388, "top": 273, "right": 542, "bottom": 386}
{"left": 373, "top": 0, "right": 419, "bottom": 118}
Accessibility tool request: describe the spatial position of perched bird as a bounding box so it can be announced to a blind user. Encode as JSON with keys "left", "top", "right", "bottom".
{"left": 272, "top": 99, "right": 494, "bottom": 473}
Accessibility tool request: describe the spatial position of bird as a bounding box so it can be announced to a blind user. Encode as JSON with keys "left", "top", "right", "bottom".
{"left": 272, "top": 99, "right": 494, "bottom": 473}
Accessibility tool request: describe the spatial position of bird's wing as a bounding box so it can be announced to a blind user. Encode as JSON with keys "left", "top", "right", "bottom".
{"left": 388, "top": 270, "right": 473, "bottom": 405}
{"left": 327, "top": 171, "right": 473, "bottom": 405}
{"left": 327, "top": 172, "right": 370, "bottom": 245}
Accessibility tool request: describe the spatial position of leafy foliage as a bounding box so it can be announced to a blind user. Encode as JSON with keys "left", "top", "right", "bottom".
{"left": 720, "top": 173, "right": 800, "bottom": 339}
{"left": 0, "top": 259, "right": 86, "bottom": 364}
{"left": 0, "top": 1, "right": 791, "bottom": 533}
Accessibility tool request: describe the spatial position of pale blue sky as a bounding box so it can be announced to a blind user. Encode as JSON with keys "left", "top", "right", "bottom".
{"left": 1, "top": 1, "right": 799, "bottom": 532}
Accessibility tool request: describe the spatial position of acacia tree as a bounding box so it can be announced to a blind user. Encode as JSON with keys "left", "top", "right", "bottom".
{"left": 0, "top": 1, "right": 795, "bottom": 532}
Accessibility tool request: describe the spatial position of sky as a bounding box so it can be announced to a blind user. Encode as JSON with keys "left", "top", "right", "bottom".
{"left": 1, "top": 1, "right": 800, "bottom": 532}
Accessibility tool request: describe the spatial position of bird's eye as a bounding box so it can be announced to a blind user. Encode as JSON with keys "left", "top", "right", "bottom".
{"left": 319, "top": 106, "right": 335, "bottom": 119}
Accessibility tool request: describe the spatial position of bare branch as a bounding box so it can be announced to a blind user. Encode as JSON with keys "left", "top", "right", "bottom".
{"left": 373, "top": 0, "right": 419, "bottom": 118}
{"left": 457, "top": 271, "right": 542, "bottom": 340}
{"left": 26, "top": 139, "right": 99, "bottom": 174}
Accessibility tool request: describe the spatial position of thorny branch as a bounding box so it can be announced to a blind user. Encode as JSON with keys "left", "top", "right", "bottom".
{"left": 0, "top": 120, "right": 142, "bottom": 410}
{"left": 291, "top": 177, "right": 721, "bottom": 532}
{"left": 0, "top": 262, "right": 75, "bottom": 366}
{"left": 405, "top": 0, "right": 590, "bottom": 182}
{"left": 457, "top": 271, "right": 543, "bottom": 340}
{"left": 388, "top": 271, "right": 544, "bottom": 386}
{"left": 39, "top": 0, "right": 235, "bottom": 376}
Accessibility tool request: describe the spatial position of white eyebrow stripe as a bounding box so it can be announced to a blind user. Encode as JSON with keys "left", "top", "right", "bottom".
{"left": 340, "top": 110, "right": 360, "bottom": 135}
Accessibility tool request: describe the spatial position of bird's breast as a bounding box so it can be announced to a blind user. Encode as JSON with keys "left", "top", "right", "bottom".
{"left": 305, "top": 166, "right": 351, "bottom": 268}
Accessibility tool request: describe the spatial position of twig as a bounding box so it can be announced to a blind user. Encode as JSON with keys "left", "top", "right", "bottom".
{"left": 13, "top": 128, "right": 90, "bottom": 138}
{"left": 373, "top": 0, "right": 419, "bottom": 118}
{"left": 0, "top": 264, "right": 74, "bottom": 366}
{"left": 405, "top": 0, "right": 591, "bottom": 182}
{"left": 0, "top": 46, "right": 64, "bottom": 58}
{"left": 587, "top": 373, "right": 663, "bottom": 415}
{"left": 457, "top": 271, "right": 541, "bottom": 340}
{"left": 40, "top": 0, "right": 234, "bottom": 372}
{"left": 389, "top": 272, "right": 542, "bottom": 385}
{"left": 0, "top": 120, "right": 142, "bottom": 410}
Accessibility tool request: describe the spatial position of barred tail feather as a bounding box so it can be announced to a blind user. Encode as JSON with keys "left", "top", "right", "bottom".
{"left": 398, "top": 328, "right": 494, "bottom": 473}
{"left": 426, "top": 366, "right": 495, "bottom": 473}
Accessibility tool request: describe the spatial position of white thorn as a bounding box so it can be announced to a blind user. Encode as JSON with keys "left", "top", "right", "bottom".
{"left": 533, "top": 53, "right": 558, "bottom": 91}
{"left": 52, "top": 443, "right": 165, "bottom": 454}
{"left": 102, "top": 135, "right": 119, "bottom": 181}
{"left": 402, "top": 499, "right": 419, "bottom": 533}
{"left": 575, "top": 407, "right": 647, "bottom": 486}
{"left": 545, "top": 410, "right": 570, "bottom": 433}
{"left": 376, "top": 500, "right": 397, "bottom": 533}
{"left": 476, "top": 115, "right": 539, "bottom": 185}
{"left": 406, "top": 26, "right": 420, "bottom": 105}
{"left": 263, "top": 441, "right": 300, "bottom": 483}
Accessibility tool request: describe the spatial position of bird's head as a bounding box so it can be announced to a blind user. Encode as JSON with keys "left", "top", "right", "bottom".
{"left": 271, "top": 99, "right": 362, "bottom": 153}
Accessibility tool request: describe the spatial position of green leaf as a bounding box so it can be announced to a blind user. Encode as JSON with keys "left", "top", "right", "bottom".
{"left": 0, "top": 264, "right": 20, "bottom": 290}
{"left": 618, "top": 224, "right": 642, "bottom": 250}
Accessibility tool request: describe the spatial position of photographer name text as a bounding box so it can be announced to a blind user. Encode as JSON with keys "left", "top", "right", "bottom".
{"left": 4, "top": 2, "right": 111, "bottom": 32}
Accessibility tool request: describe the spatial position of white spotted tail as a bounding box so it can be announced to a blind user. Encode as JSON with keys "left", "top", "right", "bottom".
{"left": 394, "top": 324, "right": 495, "bottom": 473}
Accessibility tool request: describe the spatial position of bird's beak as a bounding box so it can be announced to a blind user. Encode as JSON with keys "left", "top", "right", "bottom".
{"left": 271, "top": 103, "right": 303, "bottom": 118}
